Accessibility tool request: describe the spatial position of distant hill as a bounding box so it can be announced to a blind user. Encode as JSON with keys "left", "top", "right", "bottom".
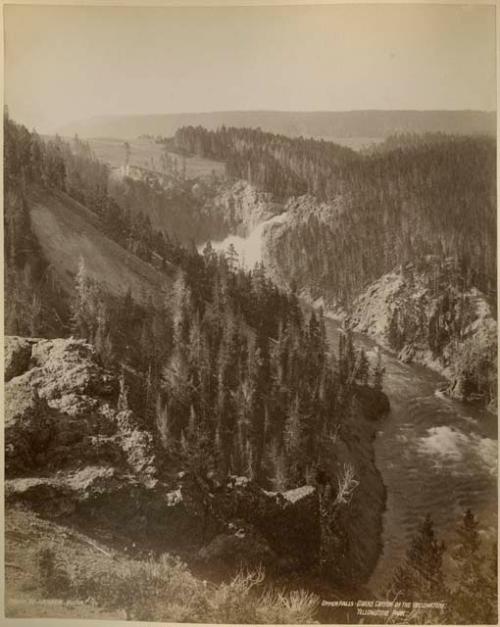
{"left": 58, "top": 110, "right": 496, "bottom": 141}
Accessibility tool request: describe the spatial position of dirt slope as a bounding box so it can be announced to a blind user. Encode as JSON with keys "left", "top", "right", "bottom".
{"left": 27, "top": 187, "right": 170, "bottom": 305}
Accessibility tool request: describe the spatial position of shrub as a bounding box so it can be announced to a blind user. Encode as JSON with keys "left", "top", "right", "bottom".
{"left": 257, "top": 588, "right": 321, "bottom": 624}
{"left": 205, "top": 568, "right": 265, "bottom": 623}
{"left": 73, "top": 553, "right": 208, "bottom": 621}
{"left": 36, "top": 545, "right": 320, "bottom": 623}
{"left": 37, "top": 542, "right": 73, "bottom": 600}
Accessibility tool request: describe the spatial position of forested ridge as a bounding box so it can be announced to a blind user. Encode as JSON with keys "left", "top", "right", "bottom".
{"left": 169, "top": 125, "right": 496, "bottom": 303}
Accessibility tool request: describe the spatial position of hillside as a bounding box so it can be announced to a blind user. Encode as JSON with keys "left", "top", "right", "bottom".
{"left": 174, "top": 128, "right": 495, "bottom": 297}
{"left": 58, "top": 109, "right": 496, "bottom": 141}
{"left": 26, "top": 187, "right": 170, "bottom": 305}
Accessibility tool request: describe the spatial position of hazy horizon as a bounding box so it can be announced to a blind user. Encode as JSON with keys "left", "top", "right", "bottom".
{"left": 69, "top": 106, "right": 498, "bottom": 118}
{"left": 5, "top": 4, "right": 496, "bottom": 134}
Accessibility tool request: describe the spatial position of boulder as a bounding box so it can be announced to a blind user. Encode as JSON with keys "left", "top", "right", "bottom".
{"left": 353, "top": 385, "right": 390, "bottom": 421}
{"left": 4, "top": 336, "right": 34, "bottom": 381}
{"left": 4, "top": 336, "right": 156, "bottom": 481}
{"left": 29, "top": 338, "right": 118, "bottom": 410}
{"left": 5, "top": 377, "right": 56, "bottom": 475}
{"left": 5, "top": 467, "right": 214, "bottom": 557}
{"left": 198, "top": 526, "right": 276, "bottom": 576}
{"left": 203, "top": 475, "right": 321, "bottom": 572}
{"left": 398, "top": 343, "right": 416, "bottom": 364}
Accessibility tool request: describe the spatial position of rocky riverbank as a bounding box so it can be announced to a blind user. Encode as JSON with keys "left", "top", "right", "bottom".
{"left": 346, "top": 267, "right": 497, "bottom": 413}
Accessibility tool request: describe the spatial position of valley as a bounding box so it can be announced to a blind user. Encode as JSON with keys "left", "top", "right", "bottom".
{"left": 3, "top": 111, "right": 497, "bottom": 624}
{"left": 325, "top": 319, "right": 497, "bottom": 596}
{"left": 4, "top": 2, "right": 498, "bottom": 623}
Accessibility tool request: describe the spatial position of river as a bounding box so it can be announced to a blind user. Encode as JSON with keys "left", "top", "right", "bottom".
{"left": 325, "top": 317, "right": 498, "bottom": 595}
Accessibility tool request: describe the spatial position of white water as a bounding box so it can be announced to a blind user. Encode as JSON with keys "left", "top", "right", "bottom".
{"left": 325, "top": 320, "right": 498, "bottom": 595}
{"left": 203, "top": 211, "right": 289, "bottom": 269}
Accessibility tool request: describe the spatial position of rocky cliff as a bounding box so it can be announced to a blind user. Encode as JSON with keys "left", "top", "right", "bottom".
{"left": 202, "top": 180, "right": 282, "bottom": 240}
{"left": 261, "top": 194, "right": 344, "bottom": 296}
{"left": 347, "top": 267, "right": 497, "bottom": 411}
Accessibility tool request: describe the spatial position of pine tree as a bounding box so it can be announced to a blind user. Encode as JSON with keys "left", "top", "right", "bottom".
{"left": 355, "top": 349, "right": 369, "bottom": 385}
{"left": 388, "top": 308, "right": 404, "bottom": 351}
{"left": 215, "top": 314, "right": 241, "bottom": 474}
{"left": 372, "top": 349, "right": 385, "bottom": 391}
{"left": 225, "top": 242, "right": 239, "bottom": 272}
{"left": 155, "top": 394, "right": 170, "bottom": 450}
{"left": 71, "top": 257, "right": 93, "bottom": 339}
{"left": 245, "top": 328, "right": 270, "bottom": 481}
{"left": 388, "top": 514, "right": 446, "bottom": 603}
{"left": 284, "top": 395, "right": 305, "bottom": 485}
{"left": 94, "top": 300, "right": 114, "bottom": 366}
{"left": 202, "top": 240, "right": 217, "bottom": 269}
{"left": 444, "top": 510, "right": 497, "bottom": 624}
{"left": 269, "top": 439, "right": 288, "bottom": 491}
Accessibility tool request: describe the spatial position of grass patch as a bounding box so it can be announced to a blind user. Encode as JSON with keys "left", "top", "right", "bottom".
{"left": 87, "top": 137, "right": 225, "bottom": 179}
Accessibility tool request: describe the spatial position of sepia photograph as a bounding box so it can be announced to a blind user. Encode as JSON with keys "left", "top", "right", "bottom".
{"left": 2, "top": 2, "right": 497, "bottom": 624}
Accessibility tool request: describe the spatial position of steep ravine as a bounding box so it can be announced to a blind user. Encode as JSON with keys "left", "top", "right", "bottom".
{"left": 210, "top": 207, "right": 498, "bottom": 597}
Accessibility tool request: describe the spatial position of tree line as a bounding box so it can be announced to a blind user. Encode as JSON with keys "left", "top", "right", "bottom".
{"left": 166, "top": 125, "right": 357, "bottom": 200}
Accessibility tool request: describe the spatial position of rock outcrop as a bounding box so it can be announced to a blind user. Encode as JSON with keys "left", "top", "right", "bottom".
{"left": 347, "top": 268, "right": 497, "bottom": 410}
{"left": 5, "top": 336, "right": 155, "bottom": 480}
{"left": 5, "top": 337, "right": 36, "bottom": 382}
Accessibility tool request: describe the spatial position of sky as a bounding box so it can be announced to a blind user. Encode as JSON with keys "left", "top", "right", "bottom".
{"left": 4, "top": 3, "right": 497, "bottom": 134}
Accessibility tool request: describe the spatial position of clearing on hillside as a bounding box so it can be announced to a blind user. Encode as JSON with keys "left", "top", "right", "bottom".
{"left": 86, "top": 137, "right": 225, "bottom": 179}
